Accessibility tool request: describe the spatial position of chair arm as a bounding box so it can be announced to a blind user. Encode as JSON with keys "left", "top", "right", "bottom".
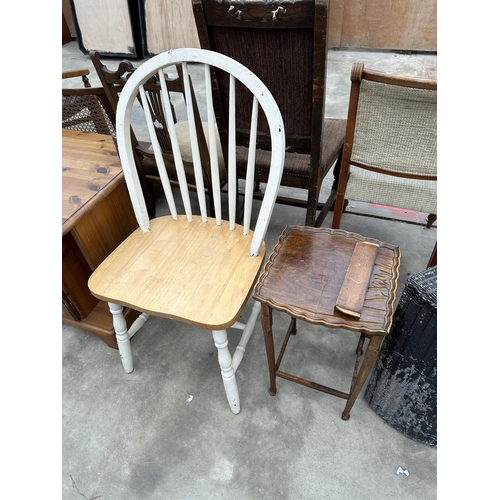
{"left": 62, "top": 69, "right": 91, "bottom": 87}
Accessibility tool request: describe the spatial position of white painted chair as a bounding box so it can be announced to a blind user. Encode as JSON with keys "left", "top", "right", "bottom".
{"left": 88, "top": 48, "right": 285, "bottom": 414}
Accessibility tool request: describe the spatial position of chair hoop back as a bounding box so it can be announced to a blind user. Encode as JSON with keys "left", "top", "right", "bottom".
{"left": 116, "top": 48, "right": 285, "bottom": 257}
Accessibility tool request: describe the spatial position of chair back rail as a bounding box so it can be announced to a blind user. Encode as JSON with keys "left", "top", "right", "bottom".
{"left": 116, "top": 48, "right": 285, "bottom": 257}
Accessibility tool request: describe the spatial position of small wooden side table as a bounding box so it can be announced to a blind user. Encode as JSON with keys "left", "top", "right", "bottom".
{"left": 62, "top": 129, "right": 140, "bottom": 348}
{"left": 252, "top": 225, "right": 401, "bottom": 420}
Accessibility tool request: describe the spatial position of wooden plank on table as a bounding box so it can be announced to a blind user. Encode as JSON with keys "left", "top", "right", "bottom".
{"left": 144, "top": 0, "right": 200, "bottom": 54}
{"left": 335, "top": 241, "right": 379, "bottom": 318}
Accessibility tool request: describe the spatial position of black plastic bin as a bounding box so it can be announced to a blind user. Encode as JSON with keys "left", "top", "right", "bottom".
{"left": 364, "top": 266, "right": 437, "bottom": 447}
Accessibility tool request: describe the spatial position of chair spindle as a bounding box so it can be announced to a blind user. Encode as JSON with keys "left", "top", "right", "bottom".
{"left": 157, "top": 68, "right": 193, "bottom": 220}
{"left": 204, "top": 63, "right": 223, "bottom": 225}
{"left": 228, "top": 74, "right": 237, "bottom": 230}
{"left": 243, "top": 96, "right": 260, "bottom": 235}
{"left": 139, "top": 83, "right": 178, "bottom": 219}
{"left": 182, "top": 62, "right": 208, "bottom": 221}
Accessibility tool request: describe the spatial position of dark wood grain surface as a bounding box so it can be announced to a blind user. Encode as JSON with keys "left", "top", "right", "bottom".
{"left": 253, "top": 225, "right": 401, "bottom": 334}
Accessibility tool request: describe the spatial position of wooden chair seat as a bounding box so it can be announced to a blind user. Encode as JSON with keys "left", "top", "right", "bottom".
{"left": 89, "top": 216, "right": 265, "bottom": 329}
{"left": 236, "top": 118, "right": 346, "bottom": 189}
{"left": 62, "top": 82, "right": 116, "bottom": 140}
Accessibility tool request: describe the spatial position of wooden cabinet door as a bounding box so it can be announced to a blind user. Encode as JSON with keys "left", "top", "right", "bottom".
{"left": 62, "top": 232, "right": 99, "bottom": 321}
{"left": 62, "top": 181, "right": 138, "bottom": 321}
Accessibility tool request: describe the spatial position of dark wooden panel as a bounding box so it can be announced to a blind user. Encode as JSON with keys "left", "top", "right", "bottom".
{"left": 62, "top": 232, "right": 99, "bottom": 320}
{"left": 70, "top": 181, "right": 138, "bottom": 271}
{"left": 63, "top": 12, "right": 72, "bottom": 45}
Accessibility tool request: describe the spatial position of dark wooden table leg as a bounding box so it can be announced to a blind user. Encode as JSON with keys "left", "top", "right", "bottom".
{"left": 341, "top": 334, "right": 384, "bottom": 420}
{"left": 427, "top": 242, "right": 437, "bottom": 268}
{"left": 261, "top": 304, "right": 277, "bottom": 396}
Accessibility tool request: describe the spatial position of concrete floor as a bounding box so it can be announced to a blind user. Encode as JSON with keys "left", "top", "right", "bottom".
{"left": 62, "top": 41, "right": 437, "bottom": 499}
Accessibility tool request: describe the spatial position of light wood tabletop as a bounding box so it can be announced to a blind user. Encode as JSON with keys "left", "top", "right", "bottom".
{"left": 62, "top": 129, "right": 124, "bottom": 235}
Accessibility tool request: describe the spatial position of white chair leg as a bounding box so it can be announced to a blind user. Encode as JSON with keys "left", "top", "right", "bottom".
{"left": 232, "top": 300, "right": 261, "bottom": 372}
{"left": 212, "top": 329, "right": 240, "bottom": 414}
{"left": 128, "top": 312, "right": 150, "bottom": 338}
{"left": 109, "top": 302, "right": 134, "bottom": 373}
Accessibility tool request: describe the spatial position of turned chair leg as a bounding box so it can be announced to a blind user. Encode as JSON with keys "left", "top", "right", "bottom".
{"left": 261, "top": 304, "right": 277, "bottom": 396}
{"left": 212, "top": 329, "right": 240, "bottom": 414}
{"left": 426, "top": 213, "right": 437, "bottom": 228}
{"left": 342, "top": 335, "right": 383, "bottom": 420}
{"left": 109, "top": 302, "right": 134, "bottom": 373}
{"left": 427, "top": 242, "right": 437, "bottom": 268}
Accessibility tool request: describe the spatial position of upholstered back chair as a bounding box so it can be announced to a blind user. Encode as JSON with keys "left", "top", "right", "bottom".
{"left": 192, "top": 0, "right": 346, "bottom": 226}
{"left": 331, "top": 62, "right": 437, "bottom": 267}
